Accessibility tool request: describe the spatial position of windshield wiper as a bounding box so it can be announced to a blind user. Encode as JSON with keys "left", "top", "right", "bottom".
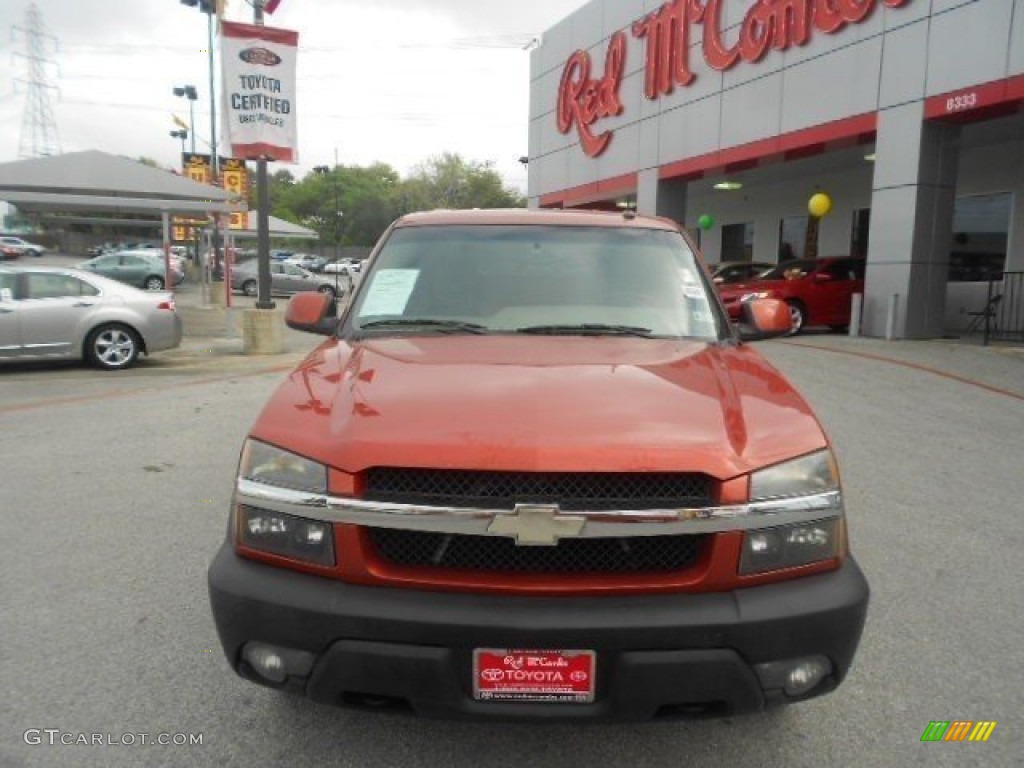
{"left": 357, "top": 318, "right": 490, "bottom": 334}
{"left": 514, "top": 323, "right": 655, "bottom": 337}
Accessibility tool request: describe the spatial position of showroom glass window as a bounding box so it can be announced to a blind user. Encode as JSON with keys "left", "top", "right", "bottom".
{"left": 721, "top": 222, "right": 754, "bottom": 262}
{"left": 948, "top": 193, "right": 1011, "bottom": 282}
{"left": 850, "top": 209, "right": 871, "bottom": 259}
{"left": 779, "top": 216, "right": 818, "bottom": 261}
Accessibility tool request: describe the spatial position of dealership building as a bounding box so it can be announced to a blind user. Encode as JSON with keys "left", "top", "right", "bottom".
{"left": 527, "top": 0, "right": 1024, "bottom": 338}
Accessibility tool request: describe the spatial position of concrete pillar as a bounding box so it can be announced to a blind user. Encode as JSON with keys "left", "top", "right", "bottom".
{"left": 863, "top": 103, "right": 960, "bottom": 339}
{"left": 655, "top": 178, "right": 687, "bottom": 225}
{"left": 241, "top": 307, "right": 285, "bottom": 355}
{"left": 636, "top": 168, "right": 659, "bottom": 216}
{"left": 636, "top": 169, "right": 688, "bottom": 226}
{"left": 208, "top": 280, "right": 226, "bottom": 307}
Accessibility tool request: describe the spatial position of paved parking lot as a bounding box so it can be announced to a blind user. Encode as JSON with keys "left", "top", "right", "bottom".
{"left": 1, "top": 300, "right": 1021, "bottom": 766}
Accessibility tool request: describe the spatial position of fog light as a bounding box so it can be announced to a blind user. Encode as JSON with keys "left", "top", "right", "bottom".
{"left": 241, "top": 643, "right": 317, "bottom": 685}
{"left": 785, "top": 658, "right": 830, "bottom": 696}
{"left": 754, "top": 655, "right": 833, "bottom": 698}
{"left": 243, "top": 643, "right": 287, "bottom": 684}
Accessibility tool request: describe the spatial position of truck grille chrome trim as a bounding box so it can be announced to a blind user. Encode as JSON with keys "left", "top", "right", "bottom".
{"left": 235, "top": 479, "right": 843, "bottom": 538}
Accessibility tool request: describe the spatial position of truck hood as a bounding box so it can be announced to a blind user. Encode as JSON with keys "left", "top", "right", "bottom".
{"left": 250, "top": 336, "right": 826, "bottom": 480}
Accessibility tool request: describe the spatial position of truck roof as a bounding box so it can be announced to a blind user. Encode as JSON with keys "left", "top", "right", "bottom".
{"left": 393, "top": 208, "right": 681, "bottom": 231}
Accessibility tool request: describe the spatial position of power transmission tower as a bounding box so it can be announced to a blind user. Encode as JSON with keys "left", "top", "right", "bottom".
{"left": 14, "top": 2, "right": 62, "bottom": 158}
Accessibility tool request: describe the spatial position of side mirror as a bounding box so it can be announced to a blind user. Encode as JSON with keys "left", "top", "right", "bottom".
{"left": 285, "top": 291, "right": 338, "bottom": 335}
{"left": 737, "top": 298, "right": 792, "bottom": 341}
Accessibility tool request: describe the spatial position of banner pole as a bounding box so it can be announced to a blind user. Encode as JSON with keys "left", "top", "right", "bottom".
{"left": 254, "top": 0, "right": 275, "bottom": 311}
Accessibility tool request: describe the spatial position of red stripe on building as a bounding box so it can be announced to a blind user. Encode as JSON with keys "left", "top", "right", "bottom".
{"left": 540, "top": 172, "right": 638, "bottom": 208}
{"left": 924, "top": 74, "right": 1024, "bottom": 121}
{"left": 657, "top": 112, "right": 877, "bottom": 183}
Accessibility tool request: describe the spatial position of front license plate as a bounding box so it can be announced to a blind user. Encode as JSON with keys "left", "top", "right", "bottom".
{"left": 473, "top": 649, "right": 595, "bottom": 703}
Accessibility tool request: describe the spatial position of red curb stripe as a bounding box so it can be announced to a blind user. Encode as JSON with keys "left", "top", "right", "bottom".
{"left": 0, "top": 364, "right": 294, "bottom": 416}
{"left": 780, "top": 341, "right": 1024, "bottom": 402}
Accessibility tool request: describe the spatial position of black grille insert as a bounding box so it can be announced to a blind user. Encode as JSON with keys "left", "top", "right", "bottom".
{"left": 369, "top": 529, "right": 704, "bottom": 574}
{"left": 364, "top": 468, "right": 712, "bottom": 511}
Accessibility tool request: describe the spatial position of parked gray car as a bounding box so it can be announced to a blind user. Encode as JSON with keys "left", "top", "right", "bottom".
{"left": 230, "top": 261, "right": 340, "bottom": 299}
{"left": 78, "top": 250, "right": 184, "bottom": 291}
{"left": 0, "top": 265, "right": 182, "bottom": 370}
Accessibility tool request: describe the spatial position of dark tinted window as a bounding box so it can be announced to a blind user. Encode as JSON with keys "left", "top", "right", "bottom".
{"left": 721, "top": 222, "right": 754, "bottom": 262}
{"left": 949, "top": 193, "right": 1010, "bottom": 282}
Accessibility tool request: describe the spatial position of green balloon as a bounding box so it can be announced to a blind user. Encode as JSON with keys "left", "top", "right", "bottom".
{"left": 698, "top": 214, "right": 714, "bottom": 230}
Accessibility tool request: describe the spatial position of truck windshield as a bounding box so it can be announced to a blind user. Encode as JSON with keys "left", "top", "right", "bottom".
{"left": 349, "top": 225, "right": 723, "bottom": 341}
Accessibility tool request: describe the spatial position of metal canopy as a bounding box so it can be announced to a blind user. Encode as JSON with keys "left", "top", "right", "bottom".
{"left": 0, "top": 150, "right": 244, "bottom": 216}
{"left": 231, "top": 212, "right": 318, "bottom": 240}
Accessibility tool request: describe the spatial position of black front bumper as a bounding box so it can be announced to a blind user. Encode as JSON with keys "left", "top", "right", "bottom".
{"left": 208, "top": 543, "right": 869, "bottom": 722}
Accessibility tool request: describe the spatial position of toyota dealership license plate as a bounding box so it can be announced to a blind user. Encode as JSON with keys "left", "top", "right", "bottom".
{"left": 473, "top": 649, "right": 595, "bottom": 703}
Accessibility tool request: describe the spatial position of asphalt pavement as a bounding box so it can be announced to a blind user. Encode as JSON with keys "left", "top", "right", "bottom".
{"left": 0, "top": 294, "right": 1022, "bottom": 767}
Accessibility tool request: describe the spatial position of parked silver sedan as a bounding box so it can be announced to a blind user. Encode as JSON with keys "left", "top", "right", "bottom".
{"left": 230, "top": 261, "right": 341, "bottom": 299}
{"left": 0, "top": 265, "right": 182, "bottom": 370}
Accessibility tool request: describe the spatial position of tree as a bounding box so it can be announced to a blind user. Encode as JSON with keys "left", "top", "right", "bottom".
{"left": 399, "top": 153, "right": 525, "bottom": 213}
{"left": 259, "top": 154, "right": 526, "bottom": 248}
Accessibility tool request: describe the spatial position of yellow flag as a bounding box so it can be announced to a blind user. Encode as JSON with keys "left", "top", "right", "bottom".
{"left": 172, "top": 115, "right": 189, "bottom": 131}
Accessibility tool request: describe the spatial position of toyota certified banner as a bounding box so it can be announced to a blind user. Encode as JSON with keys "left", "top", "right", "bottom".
{"left": 220, "top": 20, "right": 298, "bottom": 163}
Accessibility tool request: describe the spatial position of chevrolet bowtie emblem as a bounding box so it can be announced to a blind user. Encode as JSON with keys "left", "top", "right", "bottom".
{"left": 487, "top": 504, "right": 586, "bottom": 546}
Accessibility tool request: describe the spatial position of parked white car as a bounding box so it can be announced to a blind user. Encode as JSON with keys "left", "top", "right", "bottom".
{"left": 323, "top": 259, "right": 362, "bottom": 275}
{"left": 0, "top": 236, "right": 47, "bottom": 258}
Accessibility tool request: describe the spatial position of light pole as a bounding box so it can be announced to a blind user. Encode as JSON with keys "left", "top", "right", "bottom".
{"left": 252, "top": 0, "right": 274, "bottom": 310}
{"left": 313, "top": 165, "right": 342, "bottom": 255}
{"left": 170, "top": 129, "right": 188, "bottom": 154}
{"left": 179, "top": 0, "right": 222, "bottom": 279}
{"left": 172, "top": 84, "right": 198, "bottom": 153}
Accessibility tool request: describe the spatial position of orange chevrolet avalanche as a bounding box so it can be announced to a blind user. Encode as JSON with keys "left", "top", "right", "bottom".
{"left": 208, "top": 208, "right": 868, "bottom": 721}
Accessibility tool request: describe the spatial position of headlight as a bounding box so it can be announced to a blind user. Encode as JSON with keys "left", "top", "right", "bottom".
{"left": 750, "top": 450, "right": 838, "bottom": 501}
{"left": 742, "top": 450, "right": 844, "bottom": 575}
{"left": 239, "top": 439, "right": 327, "bottom": 493}
{"left": 740, "top": 291, "right": 771, "bottom": 302}
{"left": 739, "top": 518, "right": 842, "bottom": 575}
{"left": 237, "top": 506, "right": 335, "bottom": 566}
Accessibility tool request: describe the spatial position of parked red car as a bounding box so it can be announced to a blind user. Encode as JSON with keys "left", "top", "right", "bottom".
{"left": 718, "top": 256, "right": 865, "bottom": 334}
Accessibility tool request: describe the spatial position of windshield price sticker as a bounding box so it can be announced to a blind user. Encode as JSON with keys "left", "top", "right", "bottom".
{"left": 474, "top": 649, "right": 595, "bottom": 703}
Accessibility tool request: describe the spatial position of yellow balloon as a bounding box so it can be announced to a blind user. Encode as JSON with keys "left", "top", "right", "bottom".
{"left": 808, "top": 193, "right": 832, "bottom": 218}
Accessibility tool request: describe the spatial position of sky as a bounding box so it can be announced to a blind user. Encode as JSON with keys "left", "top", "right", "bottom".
{"left": 0, "top": 0, "right": 588, "bottom": 193}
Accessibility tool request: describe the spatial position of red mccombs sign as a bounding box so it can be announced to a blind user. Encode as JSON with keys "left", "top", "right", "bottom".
{"left": 557, "top": 0, "right": 913, "bottom": 157}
